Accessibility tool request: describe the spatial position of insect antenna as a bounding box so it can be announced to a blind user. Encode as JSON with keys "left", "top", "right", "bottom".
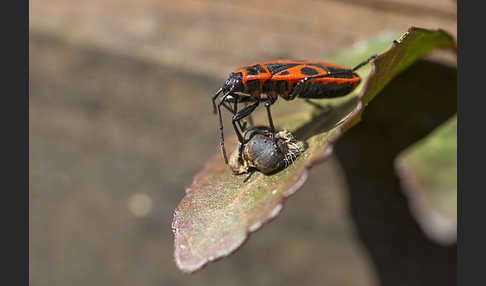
{"left": 351, "top": 55, "right": 377, "bottom": 72}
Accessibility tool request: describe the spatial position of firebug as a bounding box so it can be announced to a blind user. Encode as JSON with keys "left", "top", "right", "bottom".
{"left": 212, "top": 55, "right": 377, "bottom": 164}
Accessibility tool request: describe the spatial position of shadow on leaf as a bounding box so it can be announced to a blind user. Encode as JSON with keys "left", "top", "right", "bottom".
{"left": 334, "top": 59, "right": 457, "bottom": 286}
{"left": 294, "top": 97, "right": 359, "bottom": 141}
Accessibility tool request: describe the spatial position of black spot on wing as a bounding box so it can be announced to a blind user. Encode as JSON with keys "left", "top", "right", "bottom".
{"left": 245, "top": 66, "right": 259, "bottom": 75}
{"left": 264, "top": 63, "right": 300, "bottom": 75}
{"left": 300, "top": 67, "right": 319, "bottom": 76}
{"left": 278, "top": 71, "right": 289, "bottom": 75}
{"left": 255, "top": 64, "right": 267, "bottom": 74}
{"left": 245, "top": 64, "right": 267, "bottom": 75}
{"left": 309, "top": 63, "right": 331, "bottom": 73}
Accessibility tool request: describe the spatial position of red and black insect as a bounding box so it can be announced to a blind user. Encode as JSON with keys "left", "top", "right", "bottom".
{"left": 212, "top": 55, "right": 377, "bottom": 164}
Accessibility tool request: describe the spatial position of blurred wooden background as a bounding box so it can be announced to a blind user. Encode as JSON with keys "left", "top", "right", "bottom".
{"left": 30, "top": 1, "right": 456, "bottom": 286}
{"left": 30, "top": 0, "right": 456, "bottom": 77}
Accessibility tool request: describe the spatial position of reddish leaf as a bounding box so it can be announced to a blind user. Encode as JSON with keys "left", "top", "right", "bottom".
{"left": 172, "top": 27, "right": 456, "bottom": 273}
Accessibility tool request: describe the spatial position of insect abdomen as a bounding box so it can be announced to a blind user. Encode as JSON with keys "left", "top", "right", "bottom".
{"left": 296, "top": 79, "right": 360, "bottom": 99}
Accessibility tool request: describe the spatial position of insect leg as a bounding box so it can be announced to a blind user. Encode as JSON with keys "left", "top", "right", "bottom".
{"left": 232, "top": 100, "right": 260, "bottom": 163}
{"left": 245, "top": 102, "right": 255, "bottom": 128}
{"left": 212, "top": 87, "right": 223, "bottom": 114}
{"left": 233, "top": 95, "right": 252, "bottom": 132}
{"left": 231, "top": 96, "right": 246, "bottom": 164}
{"left": 232, "top": 100, "right": 260, "bottom": 135}
{"left": 222, "top": 101, "right": 235, "bottom": 113}
{"left": 237, "top": 95, "right": 257, "bottom": 130}
{"left": 222, "top": 100, "right": 252, "bottom": 131}
{"left": 264, "top": 99, "right": 279, "bottom": 149}
{"left": 217, "top": 94, "right": 230, "bottom": 164}
{"left": 264, "top": 100, "right": 276, "bottom": 134}
{"left": 226, "top": 94, "right": 251, "bottom": 132}
{"left": 217, "top": 93, "right": 253, "bottom": 133}
{"left": 231, "top": 96, "right": 245, "bottom": 144}
{"left": 303, "top": 98, "right": 331, "bottom": 111}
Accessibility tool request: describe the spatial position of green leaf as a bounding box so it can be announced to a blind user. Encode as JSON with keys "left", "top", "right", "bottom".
{"left": 172, "top": 27, "right": 456, "bottom": 273}
{"left": 395, "top": 116, "right": 457, "bottom": 245}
